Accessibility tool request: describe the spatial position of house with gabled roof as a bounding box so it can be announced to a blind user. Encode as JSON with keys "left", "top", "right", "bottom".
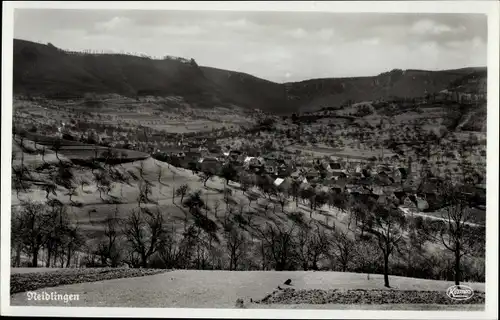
{"left": 198, "top": 157, "right": 221, "bottom": 173}
{"left": 264, "top": 159, "right": 279, "bottom": 175}
{"left": 274, "top": 176, "right": 292, "bottom": 193}
{"left": 330, "top": 169, "right": 348, "bottom": 180}
{"left": 402, "top": 196, "right": 418, "bottom": 211}
{"left": 329, "top": 162, "right": 342, "bottom": 171}
{"left": 374, "top": 171, "right": 393, "bottom": 186}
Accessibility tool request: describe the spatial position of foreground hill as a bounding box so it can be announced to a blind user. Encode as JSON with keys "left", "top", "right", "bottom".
{"left": 14, "top": 39, "right": 486, "bottom": 114}
{"left": 10, "top": 270, "right": 485, "bottom": 309}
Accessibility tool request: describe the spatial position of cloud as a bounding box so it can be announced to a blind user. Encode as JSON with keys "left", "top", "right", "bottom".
{"left": 95, "top": 16, "right": 133, "bottom": 31}
{"left": 361, "top": 37, "right": 380, "bottom": 46}
{"left": 288, "top": 28, "right": 308, "bottom": 39}
{"left": 156, "top": 25, "right": 206, "bottom": 36}
{"left": 222, "top": 19, "right": 250, "bottom": 28}
{"left": 410, "top": 19, "right": 457, "bottom": 35}
{"left": 318, "top": 28, "right": 335, "bottom": 41}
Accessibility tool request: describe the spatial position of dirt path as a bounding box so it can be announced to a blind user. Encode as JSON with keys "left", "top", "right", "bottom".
{"left": 399, "top": 207, "right": 483, "bottom": 227}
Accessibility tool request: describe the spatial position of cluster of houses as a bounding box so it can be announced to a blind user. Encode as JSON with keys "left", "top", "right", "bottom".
{"left": 160, "top": 140, "right": 459, "bottom": 211}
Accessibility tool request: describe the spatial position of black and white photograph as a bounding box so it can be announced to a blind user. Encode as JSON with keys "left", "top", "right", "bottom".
{"left": 1, "top": 1, "right": 498, "bottom": 318}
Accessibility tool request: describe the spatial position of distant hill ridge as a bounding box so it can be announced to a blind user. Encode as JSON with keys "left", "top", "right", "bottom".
{"left": 13, "top": 39, "right": 486, "bottom": 114}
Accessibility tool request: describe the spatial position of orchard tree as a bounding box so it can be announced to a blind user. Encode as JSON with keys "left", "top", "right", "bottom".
{"left": 366, "top": 199, "right": 407, "bottom": 288}
{"left": 422, "top": 183, "right": 483, "bottom": 285}
{"left": 199, "top": 170, "right": 214, "bottom": 188}
{"left": 123, "top": 207, "right": 166, "bottom": 268}
{"left": 176, "top": 184, "right": 190, "bottom": 204}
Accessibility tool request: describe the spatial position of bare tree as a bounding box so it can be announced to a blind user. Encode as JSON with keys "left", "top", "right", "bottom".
{"left": 366, "top": 199, "right": 407, "bottom": 288}
{"left": 176, "top": 184, "right": 190, "bottom": 204}
{"left": 64, "top": 222, "right": 85, "bottom": 268}
{"left": 94, "top": 170, "right": 111, "bottom": 202}
{"left": 158, "top": 224, "right": 191, "bottom": 269}
{"left": 330, "top": 228, "right": 356, "bottom": 272}
{"left": 13, "top": 201, "right": 50, "bottom": 267}
{"left": 66, "top": 186, "right": 77, "bottom": 204}
{"left": 99, "top": 207, "right": 123, "bottom": 267}
{"left": 296, "top": 223, "right": 329, "bottom": 271}
{"left": 43, "top": 183, "right": 57, "bottom": 200}
{"left": 199, "top": 170, "right": 215, "bottom": 188}
{"left": 290, "top": 179, "right": 301, "bottom": 208}
{"left": 137, "top": 180, "right": 153, "bottom": 206}
{"left": 224, "top": 223, "right": 248, "bottom": 271}
{"left": 123, "top": 207, "right": 166, "bottom": 268}
{"left": 276, "top": 192, "right": 288, "bottom": 212}
{"left": 52, "top": 139, "right": 62, "bottom": 163}
{"left": 246, "top": 193, "right": 258, "bottom": 209}
{"left": 253, "top": 221, "right": 297, "bottom": 271}
{"left": 422, "top": 184, "right": 483, "bottom": 285}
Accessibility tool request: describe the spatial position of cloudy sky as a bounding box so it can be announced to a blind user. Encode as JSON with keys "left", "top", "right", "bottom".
{"left": 14, "top": 9, "right": 487, "bottom": 83}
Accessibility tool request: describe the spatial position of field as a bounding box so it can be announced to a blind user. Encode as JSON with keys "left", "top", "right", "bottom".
{"left": 10, "top": 270, "right": 485, "bottom": 308}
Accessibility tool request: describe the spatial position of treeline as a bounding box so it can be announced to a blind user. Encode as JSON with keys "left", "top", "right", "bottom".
{"left": 10, "top": 183, "right": 485, "bottom": 287}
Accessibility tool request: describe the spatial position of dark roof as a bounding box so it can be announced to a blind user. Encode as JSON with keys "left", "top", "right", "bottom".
{"left": 329, "top": 162, "right": 342, "bottom": 170}
{"left": 420, "top": 182, "right": 438, "bottom": 194}
{"left": 331, "top": 170, "right": 346, "bottom": 176}
{"left": 185, "top": 151, "right": 201, "bottom": 157}
{"left": 265, "top": 159, "right": 278, "bottom": 167}
{"left": 398, "top": 168, "right": 408, "bottom": 178}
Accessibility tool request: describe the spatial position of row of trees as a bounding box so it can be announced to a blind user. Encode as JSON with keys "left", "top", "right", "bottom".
{"left": 11, "top": 199, "right": 85, "bottom": 268}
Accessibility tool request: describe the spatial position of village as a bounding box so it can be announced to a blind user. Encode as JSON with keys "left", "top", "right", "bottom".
{"left": 153, "top": 131, "right": 485, "bottom": 221}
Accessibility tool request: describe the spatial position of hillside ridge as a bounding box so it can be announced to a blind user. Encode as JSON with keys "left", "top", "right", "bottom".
{"left": 13, "top": 39, "right": 486, "bottom": 114}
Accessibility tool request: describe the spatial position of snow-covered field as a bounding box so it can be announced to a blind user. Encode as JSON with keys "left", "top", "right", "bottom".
{"left": 10, "top": 270, "right": 485, "bottom": 308}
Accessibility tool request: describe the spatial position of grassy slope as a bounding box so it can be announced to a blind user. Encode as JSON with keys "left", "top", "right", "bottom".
{"left": 10, "top": 270, "right": 485, "bottom": 308}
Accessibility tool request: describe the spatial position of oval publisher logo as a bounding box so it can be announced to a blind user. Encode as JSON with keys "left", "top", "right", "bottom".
{"left": 446, "top": 285, "right": 474, "bottom": 301}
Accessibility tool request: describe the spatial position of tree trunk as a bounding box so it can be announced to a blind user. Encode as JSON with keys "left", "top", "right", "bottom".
{"left": 32, "top": 248, "right": 39, "bottom": 267}
{"left": 53, "top": 249, "right": 58, "bottom": 267}
{"left": 15, "top": 245, "right": 22, "bottom": 267}
{"left": 141, "top": 252, "right": 148, "bottom": 268}
{"left": 383, "top": 253, "right": 390, "bottom": 288}
{"left": 46, "top": 246, "right": 52, "bottom": 267}
{"left": 66, "top": 247, "right": 72, "bottom": 268}
{"left": 454, "top": 246, "right": 461, "bottom": 285}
